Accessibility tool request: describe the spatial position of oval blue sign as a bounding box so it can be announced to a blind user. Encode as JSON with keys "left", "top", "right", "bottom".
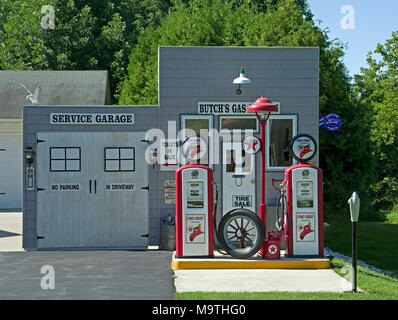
{"left": 324, "top": 113, "right": 342, "bottom": 131}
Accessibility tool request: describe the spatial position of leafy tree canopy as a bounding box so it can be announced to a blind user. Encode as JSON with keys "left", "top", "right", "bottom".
{"left": 0, "top": 0, "right": 172, "bottom": 102}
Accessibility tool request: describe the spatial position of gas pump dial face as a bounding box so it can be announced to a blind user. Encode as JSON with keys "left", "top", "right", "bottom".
{"left": 289, "top": 134, "right": 317, "bottom": 163}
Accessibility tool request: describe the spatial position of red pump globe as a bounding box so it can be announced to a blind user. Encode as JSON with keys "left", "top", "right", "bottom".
{"left": 248, "top": 96, "right": 278, "bottom": 114}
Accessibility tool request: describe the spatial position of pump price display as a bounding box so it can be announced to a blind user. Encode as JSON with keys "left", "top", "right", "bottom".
{"left": 296, "top": 181, "right": 313, "bottom": 208}
{"left": 187, "top": 181, "right": 204, "bottom": 208}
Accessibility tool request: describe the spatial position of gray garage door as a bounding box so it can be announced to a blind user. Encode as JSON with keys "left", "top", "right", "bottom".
{"left": 36, "top": 132, "right": 149, "bottom": 249}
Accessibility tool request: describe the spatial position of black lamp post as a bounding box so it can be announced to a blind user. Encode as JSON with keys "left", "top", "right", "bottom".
{"left": 348, "top": 192, "right": 360, "bottom": 293}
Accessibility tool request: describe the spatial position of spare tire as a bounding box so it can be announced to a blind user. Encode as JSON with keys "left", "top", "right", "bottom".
{"left": 217, "top": 209, "right": 265, "bottom": 259}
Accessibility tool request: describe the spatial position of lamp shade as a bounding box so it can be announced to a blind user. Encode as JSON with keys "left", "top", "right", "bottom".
{"left": 348, "top": 192, "right": 360, "bottom": 222}
{"left": 233, "top": 67, "right": 252, "bottom": 85}
{"left": 248, "top": 96, "right": 278, "bottom": 114}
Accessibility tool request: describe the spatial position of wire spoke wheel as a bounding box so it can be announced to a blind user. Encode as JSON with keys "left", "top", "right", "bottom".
{"left": 218, "top": 209, "right": 265, "bottom": 258}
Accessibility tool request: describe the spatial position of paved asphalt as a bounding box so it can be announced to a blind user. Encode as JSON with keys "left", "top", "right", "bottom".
{"left": 0, "top": 250, "right": 175, "bottom": 300}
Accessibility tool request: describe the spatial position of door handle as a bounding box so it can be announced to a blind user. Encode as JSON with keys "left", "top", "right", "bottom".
{"left": 95, "top": 180, "right": 97, "bottom": 194}
{"left": 89, "top": 180, "right": 92, "bottom": 193}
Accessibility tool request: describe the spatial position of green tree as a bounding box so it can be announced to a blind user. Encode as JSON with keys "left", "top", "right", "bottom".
{"left": 355, "top": 31, "right": 398, "bottom": 212}
{"left": 0, "top": 0, "right": 172, "bottom": 102}
{"left": 119, "top": 0, "right": 375, "bottom": 220}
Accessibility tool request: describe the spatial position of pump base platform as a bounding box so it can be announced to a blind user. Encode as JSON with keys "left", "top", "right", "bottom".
{"left": 172, "top": 251, "right": 330, "bottom": 270}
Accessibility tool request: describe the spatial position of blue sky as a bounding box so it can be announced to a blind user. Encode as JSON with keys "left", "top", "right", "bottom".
{"left": 306, "top": 0, "right": 398, "bottom": 78}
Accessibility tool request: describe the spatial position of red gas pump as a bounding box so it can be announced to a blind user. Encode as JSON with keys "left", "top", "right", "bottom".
{"left": 284, "top": 134, "right": 324, "bottom": 257}
{"left": 175, "top": 164, "right": 214, "bottom": 258}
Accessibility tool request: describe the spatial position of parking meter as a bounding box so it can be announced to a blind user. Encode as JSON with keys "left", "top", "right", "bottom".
{"left": 175, "top": 164, "right": 214, "bottom": 258}
{"left": 284, "top": 134, "right": 324, "bottom": 257}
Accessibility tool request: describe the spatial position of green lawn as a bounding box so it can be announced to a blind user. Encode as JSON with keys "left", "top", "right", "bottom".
{"left": 324, "top": 220, "right": 398, "bottom": 273}
{"left": 175, "top": 258, "right": 398, "bottom": 300}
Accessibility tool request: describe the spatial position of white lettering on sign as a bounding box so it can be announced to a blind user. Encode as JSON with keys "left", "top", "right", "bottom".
{"left": 50, "top": 113, "right": 135, "bottom": 125}
{"left": 232, "top": 195, "right": 252, "bottom": 207}
{"left": 105, "top": 183, "right": 135, "bottom": 191}
{"left": 198, "top": 102, "right": 280, "bottom": 115}
{"left": 50, "top": 184, "right": 80, "bottom": 191}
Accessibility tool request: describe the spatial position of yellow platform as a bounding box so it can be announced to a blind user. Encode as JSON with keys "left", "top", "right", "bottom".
{"left": 172, "top": 251, "right": 330, "bottom": 270}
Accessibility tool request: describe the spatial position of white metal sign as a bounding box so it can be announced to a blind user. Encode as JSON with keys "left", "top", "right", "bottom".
{"left": 198, "top": 102, "right": 280, "bottom": 115}
{"left": 105, "top": 183, "right": 135, "bottom": 191}
{"left": 164, "top": 180, "right": 176, "bottom": 204}
{"left": 159, "top": 139, "right": 180, "bottom": 171}
{"left": 50, "top": 113, "right": 135, "bottom": 125}
{"left": 50, "top": 183, "right": 81, "bottom": 191}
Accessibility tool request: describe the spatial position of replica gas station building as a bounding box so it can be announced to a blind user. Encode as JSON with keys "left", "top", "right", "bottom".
{"left": 22, "top": 46, "right": 320, "bottom": 252}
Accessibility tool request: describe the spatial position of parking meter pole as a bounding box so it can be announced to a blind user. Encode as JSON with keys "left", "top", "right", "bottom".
{"left": 352, "top": 221, "right": 357, "bottom": 293}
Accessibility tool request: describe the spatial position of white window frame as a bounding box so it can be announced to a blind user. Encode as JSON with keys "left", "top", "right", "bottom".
{"left": 219, "top": 115, "right": 259, "bottom": 133}
{"left": 266, "top": 114, "right": 298, "bottom": 171}
{"left": 181, "top": 115, "right": 213, "bottom": 168}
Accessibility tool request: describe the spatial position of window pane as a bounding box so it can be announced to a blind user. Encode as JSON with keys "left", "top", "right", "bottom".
{"left": 221, "top": 117, "right": 257, "bottom": 131}
{"left": 66, "top": 160, "right": 80, "bottom": 171}
{"left": 120, "top": 160, "right": 134, "bottom": 171}
{"left": 120, "top": 148, "right": 134, "bottom": 159}
{"left": 185, "top": 119, "right": 209, "bottom": 135}
{"left": 51, "top": 148, "right": 65, "bottom": 159}
{"left": 66, "top": 148, "right": 80, "bottom": 159}
{"left": 269, "top": 119, "right": 293, "bottom": 167}
{"left": 105, "top": 148, "right": 119, "bottom": 160}
{"left": 51, "top": 160, "right": 65, "bottom": 171}
{"left": 105, "top": 160, "right": 119, "bottom": 171}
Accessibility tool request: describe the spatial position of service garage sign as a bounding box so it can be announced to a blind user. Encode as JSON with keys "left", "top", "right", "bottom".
{"left": 50, "top": 113, "right": 135, "bottom": 125}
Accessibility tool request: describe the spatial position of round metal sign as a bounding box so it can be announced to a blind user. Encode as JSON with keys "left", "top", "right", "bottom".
{"left": 243, "top": 136, "right": 261, "bottom": 154}
{"left": 289, "top": 134, "right": 317, "bottom": 163}
{"left": 182, "top": 136, "right": 207, "bottom": 162}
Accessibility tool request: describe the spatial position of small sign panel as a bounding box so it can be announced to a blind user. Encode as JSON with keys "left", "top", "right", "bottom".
{"left": 164, "top": 180, "right": 176, "bottom": 204}
{"left": 198, "top": 102, "right": 280, "bottom": 115}
{"left": 50, "top": 183, "right": 81, "bottom": 191}
{"left": 296, "top": 213, "right": 316, "bottom": 242}
{"left": 159, "top": 139, "right": 181, "bottom": 171}
{"left": 289, "top": 134, "right": 317, "bottom": 163}
{"left": 232, "top": 195, "right": 252, "bottom": 207}
{"left": 50, "top": 113, "right": 135, "bottom": 125}
{"left": 186, "top": 214, "right": 205, "bottom": 244}
{"left": 243, "top": 136, "right": 260, "bottom": 154}
{"left": 105, "top": 183, "right": 135, "bottom": 191}
{"left": 321, "top": 113, "right": 342, "bottom": 131}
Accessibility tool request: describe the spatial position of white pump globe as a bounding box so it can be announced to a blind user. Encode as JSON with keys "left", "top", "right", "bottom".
{"left": 348, "top": 192, "right": 360, "bottom": 222}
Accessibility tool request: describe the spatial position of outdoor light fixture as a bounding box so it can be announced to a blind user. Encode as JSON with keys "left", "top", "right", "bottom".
{"left": 233, "top": 67, "right": 251, "bottom": 95}
{"left": 248, "top": 96, "right": 279, "bottom": 246}
{"left": 24, "top": 147, "right": 34, "bottom": 165}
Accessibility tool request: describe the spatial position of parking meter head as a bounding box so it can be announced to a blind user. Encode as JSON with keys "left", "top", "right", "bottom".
{"left": 348, "top": 192, "right": 360, "bottom": 222}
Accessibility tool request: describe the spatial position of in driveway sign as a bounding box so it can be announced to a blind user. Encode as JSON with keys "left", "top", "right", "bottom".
{"left": 36, "top": 132, "right": 149, "bottom": 249}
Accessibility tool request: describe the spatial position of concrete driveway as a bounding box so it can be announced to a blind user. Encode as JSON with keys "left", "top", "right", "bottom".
{"left": 0, "top": 212, "right": 175, "bottom": 300}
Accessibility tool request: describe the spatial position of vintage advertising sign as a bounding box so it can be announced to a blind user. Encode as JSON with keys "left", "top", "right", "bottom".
{"left": 186, "top": 214, "right": 205, "bottom": 244}
{"left": 105, "top": 183, "right": 135, "bottom": 191}
{"left": 296, "top": 213, "right": 316, "bottom": 242}
{"left": 243, "top": 136, "right": 260, "bottom": 154}
{"left": 50, "top": 183, "right": 80, "bottom": 191}
{"left": 198, "top": 102, "right": 280, "bottom": 115}
{"left": 232, "top": 195, "right": 252, "bottom": 207}
{"left": 50, "top": 113, "right": 135, "bottom": 125}
{"left": 290, "top": 134, "right": 317, "bottom": 162}
{"left": 164, "top": 180, "right": 176, "bottom": 204}
{"left": 319, "top": 113, "right": 342, "bottom": 131}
